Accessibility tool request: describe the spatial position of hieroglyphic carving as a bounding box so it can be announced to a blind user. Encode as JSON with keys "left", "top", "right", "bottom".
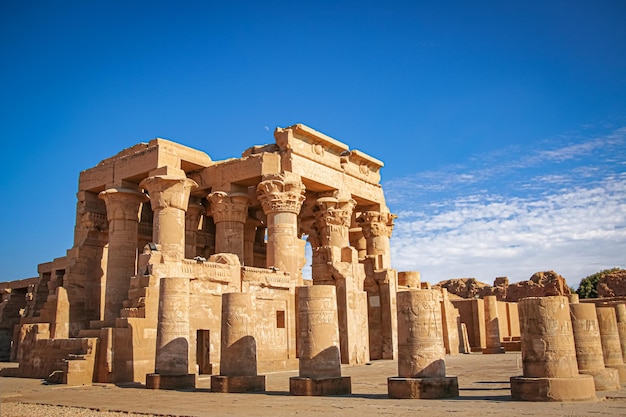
{"left": 518, "top": 296, "right": 579, "bottom": 378}
{"left": 396, "top": 290, "right": 445, "bottom": 378}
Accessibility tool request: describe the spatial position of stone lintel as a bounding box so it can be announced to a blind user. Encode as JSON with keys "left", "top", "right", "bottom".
{"left": 510, "top": 375, "right": 596, "bottom": 401}
{"left": 281, "top": 124, "right": 350, "bottom": 154}
{"left": 289, "top": 376, "right": 351, "bottom": 396}
{"left": 387, "top": 376, "right": 459, "bottom": 399}
{"left": 210, "top": 375, "right": 266, "bottom": 393}
{"left": 145, "top": 373, "right": 196, "bottom": 390}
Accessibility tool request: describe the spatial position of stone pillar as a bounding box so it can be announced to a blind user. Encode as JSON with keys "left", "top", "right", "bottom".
{"left": 99, "top": 187, "right": 147, "bottom": 325}
{"left": 290, "top": 285, "right": 351, "bottom": 396}
{"left": 614, "top": 304, "right": 626, "bottom": 364}
{"left": 140, "top": 172, "right": 198, "bottom": 261}
{"left": 597, "top": 306, "right": 626, "bottom": 382}
{"left": 257, "top": 173, "right": 306, "bottom": 284}
{"left": 243, "top": 217, "right": 261, "bottom": 267}
{"left": 570, "top": 303, "right": 620, "bottom": 390}
{"left": 511, "top": 296, "right": 596, "bottom": 401}
{"left": 315, "top": 196, "right": 355, "bottom": 247}
{"left": 208, "top": 191, "right": 249, "bottom": 263}
{"left": 211, "top": 293, "right": 265, "bottom": 392}
{"left": 357, "top": 210, "right": 396, "bottom": 270}
{"left": 398, "top": 271, "right": 420, "bottom": 289}
{"left": 184, "top": 198, "right": 204, "bottom": 259}
{"left": 482, "top": 296, "right": 505, "bottom": 354}
{"left": 146, "top": 277, "right": 195, "bottom": 389}
{"left": 388, "top": 290, "right": 459, "bottom": 399}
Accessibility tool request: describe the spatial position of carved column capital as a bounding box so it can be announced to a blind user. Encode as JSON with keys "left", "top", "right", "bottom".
{"left": 357, "top": 210, "right": 397, "bottom": 239}
{"left": 98, "top": 188, "right": 147, "bottom": 222}
{"left": 257, "top": 173, "right": 306, "bottom": 215}
{"left": 315, "top": 197, "right": 355, "bottom": 228}
{"left": 208, "top": 191, "right": 250, "bottom": 224}
{"left": 139, "top": 175, "right": 198, "bottom": 212}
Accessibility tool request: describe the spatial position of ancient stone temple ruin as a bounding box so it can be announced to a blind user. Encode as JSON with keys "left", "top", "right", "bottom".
{"left": 5, "top": 124, "right": 402, "bottom": 385}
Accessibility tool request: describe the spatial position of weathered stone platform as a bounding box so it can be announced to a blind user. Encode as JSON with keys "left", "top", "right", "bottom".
{"left": 210, "top": 375, "right": 266, "bottom": 393}
{"left": 145, "top": 373, "right": 196, "bottom": 390}
{"left": 289, "top": 376, "right": 352, "bottom": 396}
{"left": 510, "top": 375, "right": 596, "bottom": 402}
{"left": 387, "top": 376, "right": 459, "bottom": 399}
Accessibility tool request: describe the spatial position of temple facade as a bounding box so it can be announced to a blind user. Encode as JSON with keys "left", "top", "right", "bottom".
{"left": 4, "top": 124, "right": 402, "bottom": 384}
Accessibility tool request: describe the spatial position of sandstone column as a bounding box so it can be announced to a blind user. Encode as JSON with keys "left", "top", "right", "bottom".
{"left": 388, "top": 289, "right": 459, "bottom": 399}
{"left": 614, "top": 304, "right": 626, "bottom": 364}
{"left": 482, "top": 295, "right": 505, "bottom": 354}
{"left": 315, "top": 196, "right": 354, "bottom": 247}
{"left": 146, "top": 277, "right": 195, "bottom": 389}
{"left": 596, "top": 306, "right": 626, "bottom": 382}
{"left": 243, "top": 217, "right": 261, "bottom": 267}
{"left": 211, "top": 293, "right": 265, "bottom": 392}
{"left": 290, "top": 285, "right": 351, "bottom": 396}
{"left": 398, "top": 271, "right": 421, "bottom": 289}
{"left": 99, "top": 188, "right": 147, "bottom": 325}
{"left": 510, "top": 296, "right": 595, "bottom": 401}
{"left": 313, "top": 195, "right": 369, "bottom": 365}
{"left": 357, "top": 210, "right": 396, "bottom": 270}
{"left": 184, "top": 198, "right": 204, "bottom": 259}
{"left": 208, "top": 191, "right": 249, "bottom": 263}
{"left": 140, "top": 170, "right": 198, "bottom": 261}
{"left": 358, "top": 210, "right": 398, "bottom": 361}
{"left": 141, "top": 169, "right": 197, "bottom": 390}
{"left": 257, "top": 173, "right": 306, "bottom": 284}
{"left": 570, "top": 303, "right": 620, "bottom": 390}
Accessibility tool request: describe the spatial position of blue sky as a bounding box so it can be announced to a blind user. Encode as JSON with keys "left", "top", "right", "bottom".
{"left": 1, "top": 1, "right": 624, "bottom": 287}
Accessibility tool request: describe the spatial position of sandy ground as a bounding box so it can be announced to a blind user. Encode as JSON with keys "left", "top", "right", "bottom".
{"left": 2, "top": 352, "right": 626, "bottom": 417}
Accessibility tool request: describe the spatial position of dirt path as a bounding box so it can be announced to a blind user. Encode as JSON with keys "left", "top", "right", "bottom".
{"left": 2, "top": 353, "right": 626, "bottom": 416}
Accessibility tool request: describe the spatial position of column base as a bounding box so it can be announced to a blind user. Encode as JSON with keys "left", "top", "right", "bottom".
{"left": 289, "top": 376, "right": 351, "bottom": 396}
{"left": 145, "top": 373, "right": 196, "bottom": 390}
{"left": 387, "top": 376, "right": 459, "bottom": 399}
{"left": 482, "top": 346, "right": 505, "bottom": 354}
{"left": 210, "top": 375, "right": 266, "bottom": 393}
{"left": 606, "top": 363, "right": 626, "bottom": 383}
{"left": 579, "top": 368, "right": 621, "bottom": 391}
{"left": 510, "top": 375, "right": 596, "bottom": 401}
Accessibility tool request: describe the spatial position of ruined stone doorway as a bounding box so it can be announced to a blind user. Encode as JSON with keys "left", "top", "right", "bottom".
{"left": 196, "top": 329, "right": 212, "bottom": 374}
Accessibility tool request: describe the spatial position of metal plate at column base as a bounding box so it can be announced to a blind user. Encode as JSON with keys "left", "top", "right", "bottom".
{"left": 387, "top": 376, "right": 459, "bottom": 399}
{"left": 606, "top": 364, "right": 626, "bottom": 383}
{"left": 145, "top": 373, "right": 196, "bottom": 390}
{"left": 510, "top": 375, "right": 596, "bottom": 401}
{"left": 210, "top": 375, "right": 266, "bottom": 393}
{"left": 289, "top": 376, "right": 351, "bottom": 396}
{"left": 580, "top": 368, "right": 621, "bottom": 391}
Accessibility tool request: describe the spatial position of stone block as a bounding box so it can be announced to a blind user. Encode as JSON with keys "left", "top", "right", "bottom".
{"left": 289, "top": 376, "right": 351, "bottom": 396}
{"left": 510, "top": 375, "right": 596, "bottom": 401}
{"left": 387, "top": 376, "right": 459, "bottom": 399}
{"left": 145, "top": 373, "right": 196, "bottom": 390}
{"left": 210, "top": 375, "right": 266, "bottom": 393}
{"left": 579, "top": 368, "right": 621, "bottom": 391}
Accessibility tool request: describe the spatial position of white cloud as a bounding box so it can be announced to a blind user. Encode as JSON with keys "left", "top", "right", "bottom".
{"left": 390, "top": 174, "right": 626, "bottom": 289}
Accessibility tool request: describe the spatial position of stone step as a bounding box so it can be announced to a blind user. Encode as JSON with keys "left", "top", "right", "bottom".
{"left": 88, "top": 320, "right": 108, "bottom": 329}
{"left": 119, "top": 307, "right": 145, "bottom": 319}
{"left": 128, "top": 287, "right": 148, "bottom": 300}
{"left": 77, "top": 329, "right": 101, "bottom": 338}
